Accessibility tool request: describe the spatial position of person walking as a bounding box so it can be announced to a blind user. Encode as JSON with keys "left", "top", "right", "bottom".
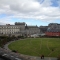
{"left": 41, "top": 54, "right": 44, "bottom": 59}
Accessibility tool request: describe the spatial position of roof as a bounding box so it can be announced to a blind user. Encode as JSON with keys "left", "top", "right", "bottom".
{"left": 15, "top": 22, "right": 25, "bottom": 25}
{"left": 25, "top": 25, "right": 39, "bottom": 30}
{"left": 27, "top": 26, "right": 38, "bottom": 28}
{"left": 47, "top": 28, "right": 60, "bottom": 32}
{"left": 40, "top": 26, "right": 48, "bottom": 28}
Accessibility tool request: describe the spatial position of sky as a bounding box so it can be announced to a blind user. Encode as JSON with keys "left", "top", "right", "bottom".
{"left": 0, "top": 0, "right": 60, "bottom": 26}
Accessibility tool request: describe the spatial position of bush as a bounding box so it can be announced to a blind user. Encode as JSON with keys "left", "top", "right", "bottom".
{"left": 12, "top": 50, "right": 17, "bottom": 53}
{"left": 17, "top": 35, "right": 24, "bottom": 39}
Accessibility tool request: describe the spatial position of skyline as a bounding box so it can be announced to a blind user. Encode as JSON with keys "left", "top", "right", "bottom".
{"left": 0, "top": 0, "right": 60, "bottom": 26}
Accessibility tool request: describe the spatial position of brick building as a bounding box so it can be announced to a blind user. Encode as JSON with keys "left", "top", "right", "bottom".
{"left": 45, "top": 23, "right": 60, "bottom": 36}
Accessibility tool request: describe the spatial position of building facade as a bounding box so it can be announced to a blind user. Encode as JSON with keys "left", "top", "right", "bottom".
{"left": 39, "top": 26, "right": 48, "bottom": 33}
{"left": 25, "top": 25, "right": 40, "bottom": 36}
{"left": 1, "top": 22, "right": 60, "bottom": 37}
{"left": 0, "top": 22, "right": 40, "bottom": 36}
{"left": 45, "top": 23, "right": 60, "bottom": 36}
{"left": 0, "top": 22, "right": 25, "bottom": 36}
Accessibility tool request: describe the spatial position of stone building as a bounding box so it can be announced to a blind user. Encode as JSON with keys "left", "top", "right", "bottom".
{"left": 46, "top": 23, "right": 60, "bottom": 36}
{"left": 0, "top": 22, "right": 60, "bottom": 37}
{"left": 48, "top": 23, "right": 60, "bottom": 29}
{"left": 25, "top": 25, "right": 40, "bottom": 37}
{"left": 0, "top": 22, "right": 25, "bottom": 36}
{"left": 0, "top": 22, "right": 40, "bottom": 37}
{"left": 39, "top": 26, "right": 48, "bottom": 33}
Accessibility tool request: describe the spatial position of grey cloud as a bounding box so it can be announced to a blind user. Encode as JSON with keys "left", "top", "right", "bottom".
{"left": 10, "top": 1, "right": 40, "bottom": 14}
{"left": 0, "top": 0, "right": 60, "bottom": 23}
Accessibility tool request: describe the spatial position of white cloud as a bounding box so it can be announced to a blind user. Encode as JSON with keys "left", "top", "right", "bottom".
{"left": 41, "top": 0, "right": 52, "bottom": 7}
{"left": 0, "top": 0, "right": 60, "bottom": 24}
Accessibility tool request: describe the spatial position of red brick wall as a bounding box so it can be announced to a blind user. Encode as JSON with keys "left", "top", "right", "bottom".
{"left": 45, "top": 32, "right": 60, "bottom": 36}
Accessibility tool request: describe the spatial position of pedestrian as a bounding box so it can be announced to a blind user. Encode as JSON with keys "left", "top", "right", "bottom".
{"left": 41, "top": 54, "right": 44, "bottom": 59}
{"left": 41, "top": 55, "right": 42, "bottom": 59}
{"left": 42, "top": 55, "right": 44, "bottom": 59}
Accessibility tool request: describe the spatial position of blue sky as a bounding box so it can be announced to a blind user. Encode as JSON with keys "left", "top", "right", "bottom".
{"left": 0, "top": 0, "right": 60, "bottom": 26}
{"left": 51, "top": 0, "right": 59, "bottom": 7}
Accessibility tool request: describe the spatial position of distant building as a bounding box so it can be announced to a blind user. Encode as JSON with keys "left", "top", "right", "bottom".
{"left": 45, "top": 29, "right": 60, "bottom": 36}
{"left": 45, "top": 23, "right": 60, "bottom": 36}
{"left": 0, "top": 22, "right": 60, "bottom": 37}
{"left": 0, "top": 22, "right": 25, "bottom": 36}
{"left": 39, "top": 26, "right": 48, "bottom": 33}
{"left": 0, "top": 22, "right": 40, "bottom": 36}
{"left": 25, "top": 25, "right": 40, "bottom": 37}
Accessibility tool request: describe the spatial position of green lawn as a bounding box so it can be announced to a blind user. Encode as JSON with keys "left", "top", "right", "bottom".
{"left": 8, "top": 38, "right": 60, "bottom": 57}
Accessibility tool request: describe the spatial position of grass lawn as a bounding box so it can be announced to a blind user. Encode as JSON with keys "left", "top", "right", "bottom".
{"left": 8, "top": 38, "right": 60, "bottom": 57}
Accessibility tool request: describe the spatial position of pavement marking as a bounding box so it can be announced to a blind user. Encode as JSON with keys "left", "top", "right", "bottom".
{"left": 40, "top": 39, "right": 42, "bottom": 50}
{"left": 47, "top": 40, "right": 51, "bottom": 51}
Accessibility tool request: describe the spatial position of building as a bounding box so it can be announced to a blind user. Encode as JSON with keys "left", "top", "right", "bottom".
{"left": 25, "top": 25, "right": 40, "bottom": 37}
{"left": 45, "top": 29, "right": 60, "bottom": 36}
{"left": 45, "top": 23, "right": 60, "bottom": 36}
{"left": 0, "top": 22, "right": 25, "bottom": 36}
{"left": 0, "top": 22, "right": 60, "bottom": 37}
{"left": 39, "top": 26, "right": 48, "bottom": 33}
{"left": 39, "top": 23, "right": 60, "bottom": 37}
{"left": 0, "top": 22, "right": 40, "bottom": 37}
{"left": 48, "top": 23, "right": 60, "bottom": 29}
